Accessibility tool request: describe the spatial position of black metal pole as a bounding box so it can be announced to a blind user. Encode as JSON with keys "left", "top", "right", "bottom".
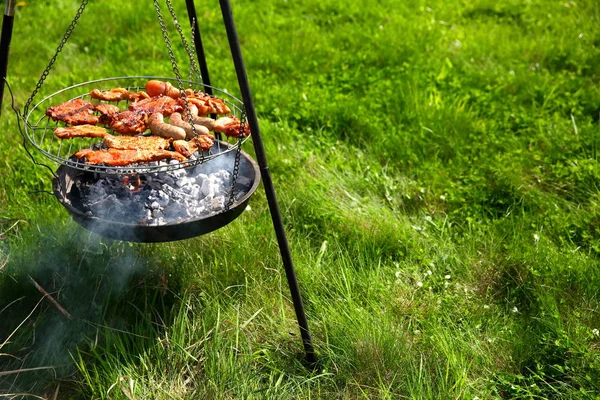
{"left": 0, "top": 0, "right": 16, "bottom": 116}
{"left": 218, "top": 0, "right": 317, "bottom": 365}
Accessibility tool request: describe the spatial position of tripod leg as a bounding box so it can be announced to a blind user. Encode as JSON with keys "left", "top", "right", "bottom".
{"left": 0, "top": 0, "right": 16, "bottom": 116}
{"left": 218, "top": 0, "right": 317, "bottom": 365}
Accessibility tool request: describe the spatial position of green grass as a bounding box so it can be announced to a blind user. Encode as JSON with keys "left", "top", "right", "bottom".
{"left": 1, "top": 0, "right": 600, "bottom": 398}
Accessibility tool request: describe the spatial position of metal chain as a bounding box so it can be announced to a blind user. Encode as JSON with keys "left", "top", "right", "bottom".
{"left": 153, "top": 0, "right": 243, "bottom": 210}
{"left": 153, "top": 0, "right": 185, "bottom": 90}
{"left": 23, "top": 0, "right": 89, "bottom": 114}
{"left": 226, "top": 112, "right": 246, "bottom": 210}
{"left": 188, "top": 19, "right": 198, "bottom": 84}
{"left": 164, "top": 0, "right": 202, "bottom": 83}
{"left": 153, "top": 0, "right": 197, "bottom": 138}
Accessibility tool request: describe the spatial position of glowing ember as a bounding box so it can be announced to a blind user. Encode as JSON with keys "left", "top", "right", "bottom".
{"left": 123, "top": 175, "right": 144, "bottom": 192}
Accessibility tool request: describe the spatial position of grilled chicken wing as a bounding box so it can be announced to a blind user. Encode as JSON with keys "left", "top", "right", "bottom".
{"left": 193, "top": 135, "right": 215, "bottom": 150}
{"left": 172, "top": 140, "right": 196, "bottom": 158}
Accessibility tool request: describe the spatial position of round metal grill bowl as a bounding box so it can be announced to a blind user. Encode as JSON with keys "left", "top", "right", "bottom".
{"left": 52, "top": 143, "right": 260, "bottom": 242}
{"left": 24, "top": 76, "right": 250, "bottom": 175}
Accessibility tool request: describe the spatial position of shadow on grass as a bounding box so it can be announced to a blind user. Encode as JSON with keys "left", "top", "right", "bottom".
{"left": 0, "top": 222, "right": 194, "bottom": 397}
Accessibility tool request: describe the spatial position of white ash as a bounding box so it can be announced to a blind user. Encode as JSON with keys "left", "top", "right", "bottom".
{"left": 145, "top": 168, "right": 233, "bottom": 225}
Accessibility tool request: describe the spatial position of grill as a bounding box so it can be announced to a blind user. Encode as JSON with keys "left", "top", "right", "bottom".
{"left": 0, "top": 0, "right": 316, "bottom": 364}
{"left": 24, "top": 76, "right": 250, "bottom": 175}
{"left": 24, "top": 74, "right": 257, "bottom": 238}
{"left": 25, "top": 75, "right": 258, "bottom": 238}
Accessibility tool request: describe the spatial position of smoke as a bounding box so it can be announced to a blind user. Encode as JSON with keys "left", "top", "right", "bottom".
{"left": 0, "top": 222, "right": 149, "bottom": 395}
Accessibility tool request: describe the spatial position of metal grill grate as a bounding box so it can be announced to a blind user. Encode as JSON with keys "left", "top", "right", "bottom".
{"left": 23, "top": 76, "right": 249, "bottom": 175}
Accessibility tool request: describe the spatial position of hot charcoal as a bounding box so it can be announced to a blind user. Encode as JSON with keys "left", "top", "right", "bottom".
{"left": 77, "top": 159, "right": 250, "bottom": 225}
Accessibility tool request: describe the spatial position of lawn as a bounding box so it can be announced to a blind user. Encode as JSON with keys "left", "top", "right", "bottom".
{"left": 1, "top": 0, "right": 600, "bottom": 398}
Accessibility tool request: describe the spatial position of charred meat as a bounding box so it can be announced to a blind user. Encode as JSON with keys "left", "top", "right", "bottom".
{"left": 173, "top": 135, "right": 215, "bottom": 158}
{"left": 193, "top": 135, "right": 215, "bottom": 150}
{"left": 172, "top": 140, "right": 196, "bottom": 158}
{"left": 172, "top": 135, "right": 214, "bottom": 158}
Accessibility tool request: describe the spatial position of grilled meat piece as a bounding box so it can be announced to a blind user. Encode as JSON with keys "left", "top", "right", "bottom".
{"left": 191, "top": 116, "right": 216, "bottom": 131}
{"left": 46, "top": 99, "right": 98, "bottom": 125}
{"left": 185, "top": 104, "right": 216, "bottom": 130}
{"left": 183, "top": 94, "right": 231, "bottom": 115}
{"left": 148, "top": 112, "right": 186, "bottom": 140}
{"left": 95, "top": 103, "right": 121, "bottom": 124}
{"left": 132, "top": 92, "right": 150, "bottom": 102}
{"left": 172, "top": 140, "right": 196, "bottom": 158}
{"left": 104, "top": 133, "right": 171, "bottom": 151}
{"left": 74, "top": 148, "right": 94, "bottom": 158}
{"left": 129, "top": 96, "right": 182, "bottom": 116}
{"left": 214, "top": 116, "right": 251, "bottom": 137}
{"left": 63, "top": 112, "right": 99, "bottom": 126}
{"left": 95, "top": 103, "right": 120, "bottom": 115}
{"left": 145, "top": 80, "right": 192, "bottom": 98}
{"left": 168, "top": 112, "right": 211, "bottom": 138}
{"left": 90, "top": 88, "right": 149, "bottom": 102}
{"left": 172, "top": 135, "right": 214, "bottom": 158}
{"left": 54, "top": 125, "right": 108, "bottom": 139}
{"left": 194, "top": 135, "right": 215, "bottom": 150}
{"left": 74, "top": 148, "right": 186, "bottom": 166}
{"left": 107, "top": 111, "right": 147, "bottom": 135}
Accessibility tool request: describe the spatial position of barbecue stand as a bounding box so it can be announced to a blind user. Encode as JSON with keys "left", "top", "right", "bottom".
{"left": 0, "top": 0, "right": 317, "bottom": 364}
